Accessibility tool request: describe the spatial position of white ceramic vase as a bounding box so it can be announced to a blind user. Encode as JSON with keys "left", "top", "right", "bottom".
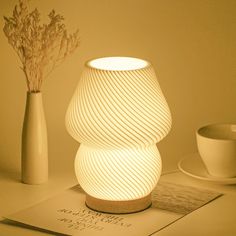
{"left": 21, "top": 92, "right": 48, "bottom": 184}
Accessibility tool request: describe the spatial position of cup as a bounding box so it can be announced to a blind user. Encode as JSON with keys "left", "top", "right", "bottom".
{"left": 196, "top": 123, "right": 236, "bottom": 178}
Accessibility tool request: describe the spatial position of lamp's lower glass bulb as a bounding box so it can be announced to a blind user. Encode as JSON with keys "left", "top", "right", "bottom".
{"left": 74, "top": 144, "right": 162, "bottom": 213}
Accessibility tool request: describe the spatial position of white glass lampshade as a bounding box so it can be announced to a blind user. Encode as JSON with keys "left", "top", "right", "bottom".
{"left": 65, "top": 57, "right": 171, "bottom": 213}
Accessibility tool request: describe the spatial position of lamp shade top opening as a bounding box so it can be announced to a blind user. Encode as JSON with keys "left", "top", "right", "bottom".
{"left": 86, "top": 57, "right": 150, "bottom": 71}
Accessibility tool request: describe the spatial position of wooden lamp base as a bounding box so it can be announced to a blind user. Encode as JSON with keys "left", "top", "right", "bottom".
{"left": 86, "top": 194, "right": 152, "bottom": 214}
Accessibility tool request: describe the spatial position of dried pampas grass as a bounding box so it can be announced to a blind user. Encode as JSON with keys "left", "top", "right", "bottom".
{"left": 3, "top": 0, "right": 80, "bottom": 92}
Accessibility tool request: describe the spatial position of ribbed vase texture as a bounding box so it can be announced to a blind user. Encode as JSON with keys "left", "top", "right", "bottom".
{"left": 66, "top": 59, "right": 171, "bottom": 201}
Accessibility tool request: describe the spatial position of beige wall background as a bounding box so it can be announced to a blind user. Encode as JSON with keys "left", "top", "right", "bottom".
{"left": 0, "top": 0, "right": 236, "bottom": 179}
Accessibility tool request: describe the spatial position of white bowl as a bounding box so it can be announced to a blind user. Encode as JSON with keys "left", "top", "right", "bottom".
{"left": 196, "top": 124, "right": 236, "bottom": 178}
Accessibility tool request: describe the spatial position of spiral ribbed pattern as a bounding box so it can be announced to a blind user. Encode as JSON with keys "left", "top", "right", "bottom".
{"left": 66, "top": 57, "right": 172, "bottom": 201}
{"left": 75, "top": 144, "right": 161, "bottom": 200}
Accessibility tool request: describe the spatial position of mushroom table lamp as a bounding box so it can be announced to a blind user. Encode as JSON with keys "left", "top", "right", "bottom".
{"left": 65, "top": 57, "right": 171, "bottom": 213}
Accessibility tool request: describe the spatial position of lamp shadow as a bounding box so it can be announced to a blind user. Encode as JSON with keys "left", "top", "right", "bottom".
{"left": 70, "top": 184, "right": 85, "bottom": 194}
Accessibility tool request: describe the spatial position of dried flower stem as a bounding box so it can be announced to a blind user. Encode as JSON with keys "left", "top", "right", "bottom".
{"left": 3, "top": 0, "right": 80, "bottom": 92}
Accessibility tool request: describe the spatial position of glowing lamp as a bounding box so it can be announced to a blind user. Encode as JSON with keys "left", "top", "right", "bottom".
{"left": 65, "top": 57, "right": 171, "bottom": 213}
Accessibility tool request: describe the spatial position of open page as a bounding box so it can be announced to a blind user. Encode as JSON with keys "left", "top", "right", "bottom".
{"left": 6, "top": 181, "right": 221, "bottom": 236}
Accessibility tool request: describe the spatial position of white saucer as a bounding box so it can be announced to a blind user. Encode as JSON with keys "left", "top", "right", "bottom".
{"left": 178, "top": 153, "right": 236, "bottom": 184}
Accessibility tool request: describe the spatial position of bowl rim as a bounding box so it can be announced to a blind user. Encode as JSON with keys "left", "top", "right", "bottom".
{"left": 196, "top": 123, "right": 236, "bottom": 141}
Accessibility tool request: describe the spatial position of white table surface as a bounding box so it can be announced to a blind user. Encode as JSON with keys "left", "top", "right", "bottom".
{"left": 1, "top": 168, "right": 236, "bottom": 236}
